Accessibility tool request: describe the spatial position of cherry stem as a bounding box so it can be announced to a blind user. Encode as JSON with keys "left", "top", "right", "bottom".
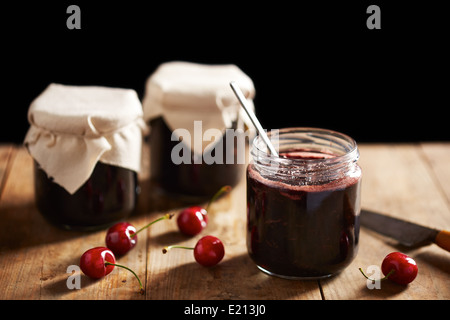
{"left": 132, "top": 213, "right": 174, "bottom": 238}
{"left": 105, "top": 262, "right": 145, "bottom": 295}
{"left": 162, "top": 245, "right": 194, "bottom": 254}
{"left": 205, "top": 185, "right": 232, "bottom": 212}
{"left": 359, "top": 267, "right": 395, "bottom": 283}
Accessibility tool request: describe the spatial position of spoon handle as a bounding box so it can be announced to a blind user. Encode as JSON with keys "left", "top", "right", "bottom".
{"left": 229, "top": 81, "right": 278, "bottom": 157}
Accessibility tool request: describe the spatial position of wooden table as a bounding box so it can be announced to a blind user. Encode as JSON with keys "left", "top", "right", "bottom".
{"left": 0, "top": 143, "right": 449, "bottom": 300}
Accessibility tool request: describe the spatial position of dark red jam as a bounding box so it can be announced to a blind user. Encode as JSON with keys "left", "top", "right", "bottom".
{"left": 34, "top": 162, "right": 138, "bottom": 231}
{"left": 246, "top": 150, "right": 361, "bottom": 279}
{"left": 149, "top": 117, "right": 244, "bottom": 199}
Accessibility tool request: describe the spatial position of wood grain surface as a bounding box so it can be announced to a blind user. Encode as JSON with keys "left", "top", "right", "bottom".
{"left": 0, "top": 143, "right": 449, "bottom": 300}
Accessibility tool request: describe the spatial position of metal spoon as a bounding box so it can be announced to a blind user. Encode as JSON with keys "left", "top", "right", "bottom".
{"left": 229, "top": 81, "right": 278, "bottom": 157}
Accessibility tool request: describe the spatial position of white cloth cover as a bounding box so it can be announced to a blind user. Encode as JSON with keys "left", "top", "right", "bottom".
{"left": 142, "top": 61, "right": 256, "bottom": 154}
{"left": 24, "top": 83, "right": 145, "bottom": 194}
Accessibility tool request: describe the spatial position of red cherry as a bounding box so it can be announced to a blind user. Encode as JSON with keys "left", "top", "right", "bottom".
{"left": 106, "top": 222, "right": 137, "bottom": 256}
{"left": 359, "top": 251, "right": 418, "bottom": 286}
{"left": 193, "top": 235, "right": 225, "bottom": 267}
{"left": 177, "top": 206, "right": 208, "bottom": 236}
{"left": 381, "top": 252, "right": 418, "bottom": 285}
{"left": 176, "top": 186, "right": 231, "bottom": 236}
{"left": 162, "top": 235, "right": 225, "bottom": 267}
{"left": 80, "top": 246, "right": 144, "bottom": 294}
{"left": 80, "top": 247, "right": 116, "bottom": 279}
{"left": 105, "top": 213, "right": 173, "bottom": 255}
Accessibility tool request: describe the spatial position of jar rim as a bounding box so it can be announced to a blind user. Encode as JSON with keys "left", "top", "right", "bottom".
{"left": 251, "top": 127, "right": 359, "bottom": 166}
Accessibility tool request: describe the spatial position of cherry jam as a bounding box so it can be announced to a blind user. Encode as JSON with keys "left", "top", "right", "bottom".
{"left": 148, "top": 117, "right": 244, "bottom": 200}
{"left": 34, "top": 162, "right": 138, "bottom": 231}
{"left": 246, "top": 128, "right": 361, "bottom": 279}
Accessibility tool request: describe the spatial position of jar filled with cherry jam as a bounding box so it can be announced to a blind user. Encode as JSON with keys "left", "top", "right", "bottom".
{"left": 148, "top": 117, "right": 245, "bottom": 199}
{"left": 142, "top": 62, "right": 255, "bottom": 200}
{"left": 247, "top": 128, "right": 361, "bottom": 279}
{"left": 24, "top": 83, "right": 144, "bottom": 231}
{"left": 34, "top": 162, "right": 138, "bottom": 231}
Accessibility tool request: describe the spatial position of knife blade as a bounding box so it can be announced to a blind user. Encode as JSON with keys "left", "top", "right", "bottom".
{"left": 360, "top": 209, "right": 450, "bottom": 252}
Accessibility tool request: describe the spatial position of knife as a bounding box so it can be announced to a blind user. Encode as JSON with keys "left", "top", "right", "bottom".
{"left": 360, "top": 209, "right": 450, "bottom": 252}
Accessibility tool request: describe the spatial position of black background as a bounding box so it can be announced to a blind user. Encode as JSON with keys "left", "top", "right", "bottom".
{"left": 2, "top": 1, "right": 449, "bottom": 143}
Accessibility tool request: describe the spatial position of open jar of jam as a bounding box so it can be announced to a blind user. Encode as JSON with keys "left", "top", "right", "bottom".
{"left": 24, "top": 84, "right": 144, "bottom": 230}
{"left": 143, "top": 61, "right": 255, "bottom": 200}
{"left": 247, "top": 128, "right": 361, "bottom": 279}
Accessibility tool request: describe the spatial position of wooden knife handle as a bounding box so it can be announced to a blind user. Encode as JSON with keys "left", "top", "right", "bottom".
{"left": 435, "top": 230, "right": 450, "bottom": 252}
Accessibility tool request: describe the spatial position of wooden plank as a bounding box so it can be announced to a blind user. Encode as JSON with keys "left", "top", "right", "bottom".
{"left": 0, "top": 144, "right": 15, "bottom": 198}
{"left": 0, "top": 146, "right": 43, "bottom": 299}
{"left": 420, "top": 142, "right": 450, "bottom": 205}
{"left": 320, "top": 144, "right": 450, "bottom": 299}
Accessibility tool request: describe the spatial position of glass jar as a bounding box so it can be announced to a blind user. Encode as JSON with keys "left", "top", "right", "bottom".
{"left": 34, "top": 162, "right": 138, "bottom": 231}
{"left": 24, "top": 83, "right": 144, "bottom": 231}
{"left": 246, "top": 128, "right": 361, "bottom": 279}
{"left": 148, "top": 117, "right": 245, "bottom": 199}
{"left": 143, "top": 62, "right": 255, "bottom": 200}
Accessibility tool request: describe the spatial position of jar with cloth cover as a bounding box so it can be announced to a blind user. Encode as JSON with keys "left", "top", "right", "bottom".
{"left": 143, "top": 61, "right": 255, "bottom": 199}
{"left": 24, "top": 83, "right": 145, "bottom": 230}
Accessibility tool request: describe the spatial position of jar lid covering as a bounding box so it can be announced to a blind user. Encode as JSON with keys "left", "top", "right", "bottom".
{"left": 24, "top": 83, "right": 145, "bottom": 194}
{"left": 142, "top": 61, "right": 256, "bottom": 154}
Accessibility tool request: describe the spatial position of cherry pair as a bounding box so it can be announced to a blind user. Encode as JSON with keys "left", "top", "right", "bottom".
{"left": 360, "top": 252, "right": 418, "bottom": 285}
{"left": 80, "top": 212, "right": 173, "bottom": 294}
{"left": 163, "top": 186, "right": 231, "bottom": 267}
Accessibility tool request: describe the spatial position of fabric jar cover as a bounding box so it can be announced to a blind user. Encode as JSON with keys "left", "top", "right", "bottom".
{"left": 24, "top": 83, "right": 146, "bottom": 194}
{"left": 142, "top": 61, "right": 256, "bottom": 155}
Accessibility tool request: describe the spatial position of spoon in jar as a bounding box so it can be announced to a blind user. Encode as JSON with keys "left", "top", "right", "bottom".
{"left": 229, "top": 81, "right": 279, "bottom": 157}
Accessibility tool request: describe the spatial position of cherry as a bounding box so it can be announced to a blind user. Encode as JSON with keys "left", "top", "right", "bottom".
{"left": 193, "top": 235, "right": 225, "bottom": 267}
{"left": 80, "top": 247, "right": 144, "bottom": 294}
{"left": 177, "top": 206, "right": 208, "bottom": 236}
{"left": 162, "top": 235, "right": 225, "bottom": 267}
{"left": 80, "top": 247, "right": 115, "bottom": 279}
{"left": 177, "top": 186, "right": 231, "bottom": 236}
{"left": 106, "top": 213, "right": 173, "bottom": 255}
{"left": 359, "top": 251, "right": 418, "bottom": 285}
{"left": 381, "top": 252, "right": 418, "bottom": 285}
{"left": 106, "top": 222, "right": 137, "bottom": 256}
